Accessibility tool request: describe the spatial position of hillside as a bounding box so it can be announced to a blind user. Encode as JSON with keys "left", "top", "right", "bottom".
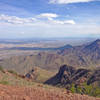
{"left": 0, "top": 84, "right": 100, "bottom": 100}
{"left": 0, "top": 66, "right": 56, "bottom": 83}
{"left": 45, "top": 65, "right": 100, "bottom": 97}
{"left": 25, "top": 67, "right": 56, "bottom": 83}
{"left": 0, "top": 69, "right": 100, "bottom": 100}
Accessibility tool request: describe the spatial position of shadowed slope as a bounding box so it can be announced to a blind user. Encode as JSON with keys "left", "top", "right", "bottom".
{"left": 45, "top": 65, "right": 92, "bottom": 86}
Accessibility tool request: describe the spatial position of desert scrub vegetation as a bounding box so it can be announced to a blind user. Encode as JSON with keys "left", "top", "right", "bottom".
{"left": 0, "top": 66, "right": 4, "bottom": 73}
{"left": 0, "top": 81, "right": 9, "bottom": 85}
{"left": 78, "top": 83, "right": 100, "bottom": 97}
{"left": 70, "top": 84, "right": 76, "bottom": 93}
{"left": 8, "top": 70, "right": 17, "bottom": 75}
{"left": 70, "top": 82, "right": 100, "bottom": 97}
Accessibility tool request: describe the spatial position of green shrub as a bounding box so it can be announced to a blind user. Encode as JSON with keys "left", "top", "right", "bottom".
{"left": 76, "top": 87, "right": 83, "bottom": 94}
{"left": 82, "top": 83, "right": 93, "bottom": 95}
{"left": 0, "top": 81, "right": 9, "bottom": 85}
{"left": 0, "top": 66, "right": 4, "bottom": 72}
{"left": 70, "top": 84, "right": 76, "bottom": 93}
{"left": 90, "top": 87, "right": 100, "bottom": 97}
{"left": 8, "top": 70, "right": 17, "bottom": 75}
{"left": 75, "top": 82, "right": 100, "bottom": 97}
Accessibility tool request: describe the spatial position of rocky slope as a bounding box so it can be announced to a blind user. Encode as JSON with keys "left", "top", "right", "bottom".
{"left": 45, "top": 65, "right": 100, "bottom": 97}
{"left": 25, "top": 67, "right": 55, "bottom": 83}
{"left": 45, "top": 65, "right": 92, "bottom": 86}
{"left": 87, "top": 69, "right": 100, "bottom": 85}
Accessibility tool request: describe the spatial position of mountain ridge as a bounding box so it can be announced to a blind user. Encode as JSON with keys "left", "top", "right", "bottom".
{"left": 0, "top": 39, "right": 100, "bottom": 74}
{"left": 45, "top": 64, "right": 100, "bottom": 97}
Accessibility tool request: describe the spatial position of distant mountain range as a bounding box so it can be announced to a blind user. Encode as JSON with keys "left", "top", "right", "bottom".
{"left": 0, "top": 39, "right": 100, "bottom": 74}
{"left": 58, "top": 39, "right": 100, "bottom": 68}
{"left": 2, "top": 44, "right": 72, "bottom": 51}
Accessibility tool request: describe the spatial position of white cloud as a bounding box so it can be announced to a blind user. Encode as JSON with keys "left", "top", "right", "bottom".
{"left": 37, "top": 13, "right": 75, "bottom": 25}
{"left": 37, "top": 13, "right": 58, "bottom": 20}
{"left": 20, "top": 32, "right": 25, "bottom": 35}
{"left": 0, "top": 14, "right": 36, "bottom": 24}
{"left": 50, "top": 19, "right": 75, "bottom": 24}
{"left": 0, "top": 15, "right": 100, "bottom": 38}
{"left": 0, "top": 14, "right": 75, "bottom": 25}
{"left": 49, "top": 0, "right": 96, "bottom": 4}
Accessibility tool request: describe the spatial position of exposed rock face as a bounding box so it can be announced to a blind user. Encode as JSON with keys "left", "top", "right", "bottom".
{"left": 25, "top": 68, "right": 38, "bottom": 80}
{"left": 45, "top": 65, "right": 100, "bottom": 96}
{"left": 45, "top": 65, "right": 92, "bottom": 87}
{"left": 45, "top": 64, "right": 100, "bottom": 89}
{"left": 87, "top": 69, "right": 100, "bottom": 85}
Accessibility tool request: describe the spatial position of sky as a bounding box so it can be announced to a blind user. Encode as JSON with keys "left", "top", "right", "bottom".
{"left": 0, "top": 0, "right": 100, "bottom": 39}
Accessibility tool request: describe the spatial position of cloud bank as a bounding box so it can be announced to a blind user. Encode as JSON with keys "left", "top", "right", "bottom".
{"left": 0, "top": 13, "right": 100, "bottom": 38}
{"left": 0, "top": 14, "right": 36, "bottom": 24}
{"left": 38, "top": 13, "right": 58, "bottom": 18}
{"left": 0, "top": 13, "right": 75, "bottom": 25}
{"left": 49, "top": 0, "right": 96, "bottom": 4}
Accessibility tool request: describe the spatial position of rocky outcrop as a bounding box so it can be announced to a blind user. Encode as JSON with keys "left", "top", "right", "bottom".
{"left": 87, "top": 69, "right": 100, "bottom": 85}
{"left": 45, "top": 65, "right": 92, "bottom": 86}
{"left": 25, "top": 68, "right": 38, "bottom": 80}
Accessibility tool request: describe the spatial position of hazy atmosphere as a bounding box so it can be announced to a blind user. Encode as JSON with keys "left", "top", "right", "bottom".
{"left": 0, "top": 0, "right": 100, "bottom": 38}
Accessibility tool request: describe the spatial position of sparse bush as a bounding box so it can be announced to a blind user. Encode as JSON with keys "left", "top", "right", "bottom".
{"left": 70, "top": 82, "right": 100, "bottom": 97}
{"left": 70, "top": 84, "right": 76, "bottom": 93}
{"left": 0, "top": 81, "right": 9, "bottom": 85}
{"left": 92, "top": 88, "right": 100, "bottom": 97}
{"left": 8, "top": 70, "right": 17, "bottom": 75}
{"left": 0, "top": 66, "right": 4, "bottom": 72}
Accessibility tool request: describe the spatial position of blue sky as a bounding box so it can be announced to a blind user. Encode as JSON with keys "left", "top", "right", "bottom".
{"left": 0, "top": 0, "right": 100, "bottom": 38}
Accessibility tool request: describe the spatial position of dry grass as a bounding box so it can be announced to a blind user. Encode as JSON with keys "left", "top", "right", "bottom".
{"left": 0, "top": 84, "right": 100, "bottom": 100}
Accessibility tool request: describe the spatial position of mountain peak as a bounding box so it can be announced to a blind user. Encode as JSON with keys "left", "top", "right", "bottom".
{"left": 58, "top": 65, "right": 75, "bottom": 77}
{"left": 94, "top": 39, "right": 100, "bottom": 44}
{"left": 89, "top": 39, "right": 100, "bottom": 46}
{"left": 84, "top": 39, "right": 100, "bottom": 51}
